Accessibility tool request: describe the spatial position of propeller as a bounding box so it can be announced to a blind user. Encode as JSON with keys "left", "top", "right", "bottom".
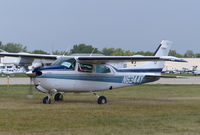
{"left": 27, "top": 77, "right": 34, "bottom": 99}
{"left": 26, "top": 62, "right": 44, "bottom": 99}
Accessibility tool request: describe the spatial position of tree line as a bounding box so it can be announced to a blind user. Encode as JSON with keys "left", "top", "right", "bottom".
{"left": 0, "top": 41, "right": 198, "bottom": 57}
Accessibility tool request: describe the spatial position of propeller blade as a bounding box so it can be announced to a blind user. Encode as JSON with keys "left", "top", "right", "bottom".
{"left": 26, "top": 71, "right": 36, "bottom": 77}
{"left": 27, "top": 77, "right": 34, "bottom": 99}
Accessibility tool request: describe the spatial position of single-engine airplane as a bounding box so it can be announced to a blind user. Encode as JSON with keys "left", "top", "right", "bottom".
{"left": 0, "top": 40, "right": 186, "bottom": 104}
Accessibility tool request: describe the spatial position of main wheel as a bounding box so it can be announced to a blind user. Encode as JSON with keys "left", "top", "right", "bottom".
{"left": 54, "top": 93, "right": 63, "bottom": 101}
{"left": 97, "top": 96, "right": 107, "bottom": 104}
{"left": 43, "top": 96, "right": 51, "bottom": 104}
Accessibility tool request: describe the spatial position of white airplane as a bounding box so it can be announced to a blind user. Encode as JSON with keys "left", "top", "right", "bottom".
{"left": 0, "top": 50, "right": 59, "bottom": 67}
{"left": 0, "top": 40, "right": 186, "bottom": 104}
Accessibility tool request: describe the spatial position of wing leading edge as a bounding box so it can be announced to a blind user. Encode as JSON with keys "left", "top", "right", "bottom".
{"left": 77, "top": 56, "right": 187, "bottom": 64}
{"left": 0, "top": 52, "right": 58, "bottom": 60}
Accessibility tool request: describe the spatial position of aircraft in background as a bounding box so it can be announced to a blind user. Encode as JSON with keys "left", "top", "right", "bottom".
{"left": 0, "top": 50, "right": 59, "bottom": 69}
{"left": 0, "top": 40, "right": 186, "bottom": 104}
{"left": 193, "top": 70, "right": 200, "bottom": 76}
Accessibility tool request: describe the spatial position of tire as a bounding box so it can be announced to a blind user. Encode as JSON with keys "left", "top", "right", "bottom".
{"left": 54, "top": 93, "right": 63, "bottom": 101}
{"left": 97, "top": 96, "right": 107, "bottom": 104}
{"left": 43, "top": 96, "right": 51, "bottom": 104}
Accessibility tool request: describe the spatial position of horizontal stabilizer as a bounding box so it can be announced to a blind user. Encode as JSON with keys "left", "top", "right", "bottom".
{"left": 145, "top": 74, "right": 185, "bottom": 78}
{"left": 160, "top": 56, "right": 187, "bottom": 62}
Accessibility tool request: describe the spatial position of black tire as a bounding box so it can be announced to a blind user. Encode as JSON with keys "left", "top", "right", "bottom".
{"left": 54, "top": 93, "right": 63, "bottom": 101}
{"left": 97, "top": 96, "right": 107, "bottom": 104}
{"left": 43, "top": 96, "right": 51, "bottom": 104}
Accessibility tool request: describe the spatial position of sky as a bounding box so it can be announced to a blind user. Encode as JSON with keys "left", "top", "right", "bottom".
{"left": 0, "top": 0, "right": 199, "bottom": 54}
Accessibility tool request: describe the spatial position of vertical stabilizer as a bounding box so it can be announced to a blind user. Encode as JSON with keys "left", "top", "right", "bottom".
{"left": 135, "top": 40, "right": 172, "bottom": 70}
{"left": 153, "top": 40, "right": 172, "bottom": 57}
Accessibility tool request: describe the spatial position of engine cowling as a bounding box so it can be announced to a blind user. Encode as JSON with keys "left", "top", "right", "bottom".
{"left": 30, "top": 62, "right": 44, "bottom": 70}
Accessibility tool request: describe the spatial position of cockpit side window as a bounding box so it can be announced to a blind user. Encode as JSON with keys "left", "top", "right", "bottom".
{"left": 96, "top": 65, "right": 111, "bottom": 73}
{"left": 78, "top": 63, "right": 93, "bottom": 73}
{"left": 51, "top": 57, "right": 76, "bottom": 70}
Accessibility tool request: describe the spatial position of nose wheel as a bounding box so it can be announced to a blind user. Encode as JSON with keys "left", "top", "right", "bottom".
{"left": 43, "top": 96, "right": 51, "bottom": 104}
{"left": 97, "top": 96, "right": 107, "bottom": 104}
{"left": 92, "top": 92, "right": 107, "bottom": 104}
{"left": 43, "top": 93, "right": 64, "bottom": 104}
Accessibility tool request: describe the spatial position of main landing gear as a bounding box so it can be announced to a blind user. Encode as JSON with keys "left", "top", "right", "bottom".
{"left": 54, "top": 93, "right": 64, "bottom": 101}
{"left": 43, "top": 95, "right": 51, "bottom": 104}
{"left": 42, "top": 92, "right": 107, "bottom": 105}
{"left": 92, "top": 92, "right": 107, "bottom": 104}
{"left": 43, "top": 93, "right": 64, "bottom": 104}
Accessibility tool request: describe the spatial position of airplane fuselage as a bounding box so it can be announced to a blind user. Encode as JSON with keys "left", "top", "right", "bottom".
{"left": 34, "top": 64, "right": 160, "bottom": 93}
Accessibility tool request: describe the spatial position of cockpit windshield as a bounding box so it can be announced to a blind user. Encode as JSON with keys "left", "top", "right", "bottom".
{"left": 51, "top": 57, "right": 76, "bottom": 70}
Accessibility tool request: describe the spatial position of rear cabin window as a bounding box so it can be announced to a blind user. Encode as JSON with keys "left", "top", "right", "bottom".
{"left": 96, "top": 65, "right": 111, "bottom": 73}
{"left": 78, "top": 63, "right": 93, "bottom": 73}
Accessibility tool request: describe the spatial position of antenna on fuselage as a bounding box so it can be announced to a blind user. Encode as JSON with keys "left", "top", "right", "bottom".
{"left": 62, "top": 51, "right": 68, "bottom": 56}
{"left": 63, "top": 46, "right": 70, "bottom": 56}
{"left": 0, "top": 49, "right": 7, "bottom": 52}
{"left": 62, "top": 46, "right": 71, "bottom": 56}
{"left": 90, "top": 48, "right": 96, "bottom": 56}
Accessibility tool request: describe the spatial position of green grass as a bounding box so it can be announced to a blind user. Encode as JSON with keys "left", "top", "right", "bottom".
{"left": 0, "top": 85, "right": 200, "bottom": 135}
{"left": 0, "top": 73, "right": 27, "bottom": 78}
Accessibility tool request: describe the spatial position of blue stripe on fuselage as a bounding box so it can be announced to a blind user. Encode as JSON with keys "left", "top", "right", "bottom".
{"left": 114, "top": 68, "right": 163, "bottom": 73}
{"left": 38, "top": 66, "right": 73, "bottom": 71}
{"left": 36, "top": 74, "right": 158, "bottom": 84}
{"left": 109, "top": 65, "right": 163, "bottom": 73}
{"left": 37, "top": 74, "right": 124, "bottom": 83}
{"left": 39, "top": 65, "right": 162, "bottom": 73}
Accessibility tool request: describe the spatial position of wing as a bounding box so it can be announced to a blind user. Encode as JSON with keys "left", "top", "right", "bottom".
{"left": 0, "top": 52, "right": 60, "bottom": 65}
{"left": 77, "top": 56, "right": 187, "bottom": 64}
{"left": 0, "top": 52, "right": 58, "bottom": 60}
{"left": 0, "top": 52, "right": 186, "bottom": 65}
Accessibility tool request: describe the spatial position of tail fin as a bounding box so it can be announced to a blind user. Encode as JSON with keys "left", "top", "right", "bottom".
{"left": 135, "top": 40, "right": 172, "bottom": 70}
{"left": 153, "top": 40, "right": 172, "bottom": 56}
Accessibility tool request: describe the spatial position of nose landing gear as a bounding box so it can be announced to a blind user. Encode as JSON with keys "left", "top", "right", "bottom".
{"left": 92, "top": 92, "right": 107, "bottom": 104}
{"left": 42, "top": 93, "right": 64, "bottom": 104}
{"left": 43, "top": 95, "right": 51, "bottom": 104}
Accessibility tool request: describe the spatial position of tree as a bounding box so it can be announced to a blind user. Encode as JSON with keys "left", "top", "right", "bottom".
{"left": 1, "top": 43, "right": 27, "bottom": 53}
{"left": 102, "top": 48, "right": 134, "bottom": 56}
{"left": 70, "top": 44, "right": 101, "bottom": 54}
{"left": 52, "top": 50, "right": 70, "bottom": 55}
{"left": 111, "top": 48, "right": 125, "bottom": 56}
{"left": 0, "top": 41, "right": 3, "bottom": 52}
{"left": 195, "top": 53, "right": 200, "bottom": 58}
{"left": 32, "top": 50, "right": 49, "bottom": 54}
{"left": 135, "top": 51, "right": 153, "bottom": 56}
{"left": 168, "top": 50, "right": 183, "bottom": 57}
{"left": 102, "top": 48, "right": 115, "bottom": 56}
{"left": 184, "top": 50, "right": 195, "bottom": 58}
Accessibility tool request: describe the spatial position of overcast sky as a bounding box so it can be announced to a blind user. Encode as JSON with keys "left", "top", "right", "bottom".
{"left": 0, "top": 0, "right": 199, "bottom": 53}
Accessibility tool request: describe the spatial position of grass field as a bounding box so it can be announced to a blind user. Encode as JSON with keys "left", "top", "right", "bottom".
{"left": 0, "top": 85, "right": 200, "bottom": 135}
{"left": 0, "top": 73, "right": 27, "bottom": 78}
